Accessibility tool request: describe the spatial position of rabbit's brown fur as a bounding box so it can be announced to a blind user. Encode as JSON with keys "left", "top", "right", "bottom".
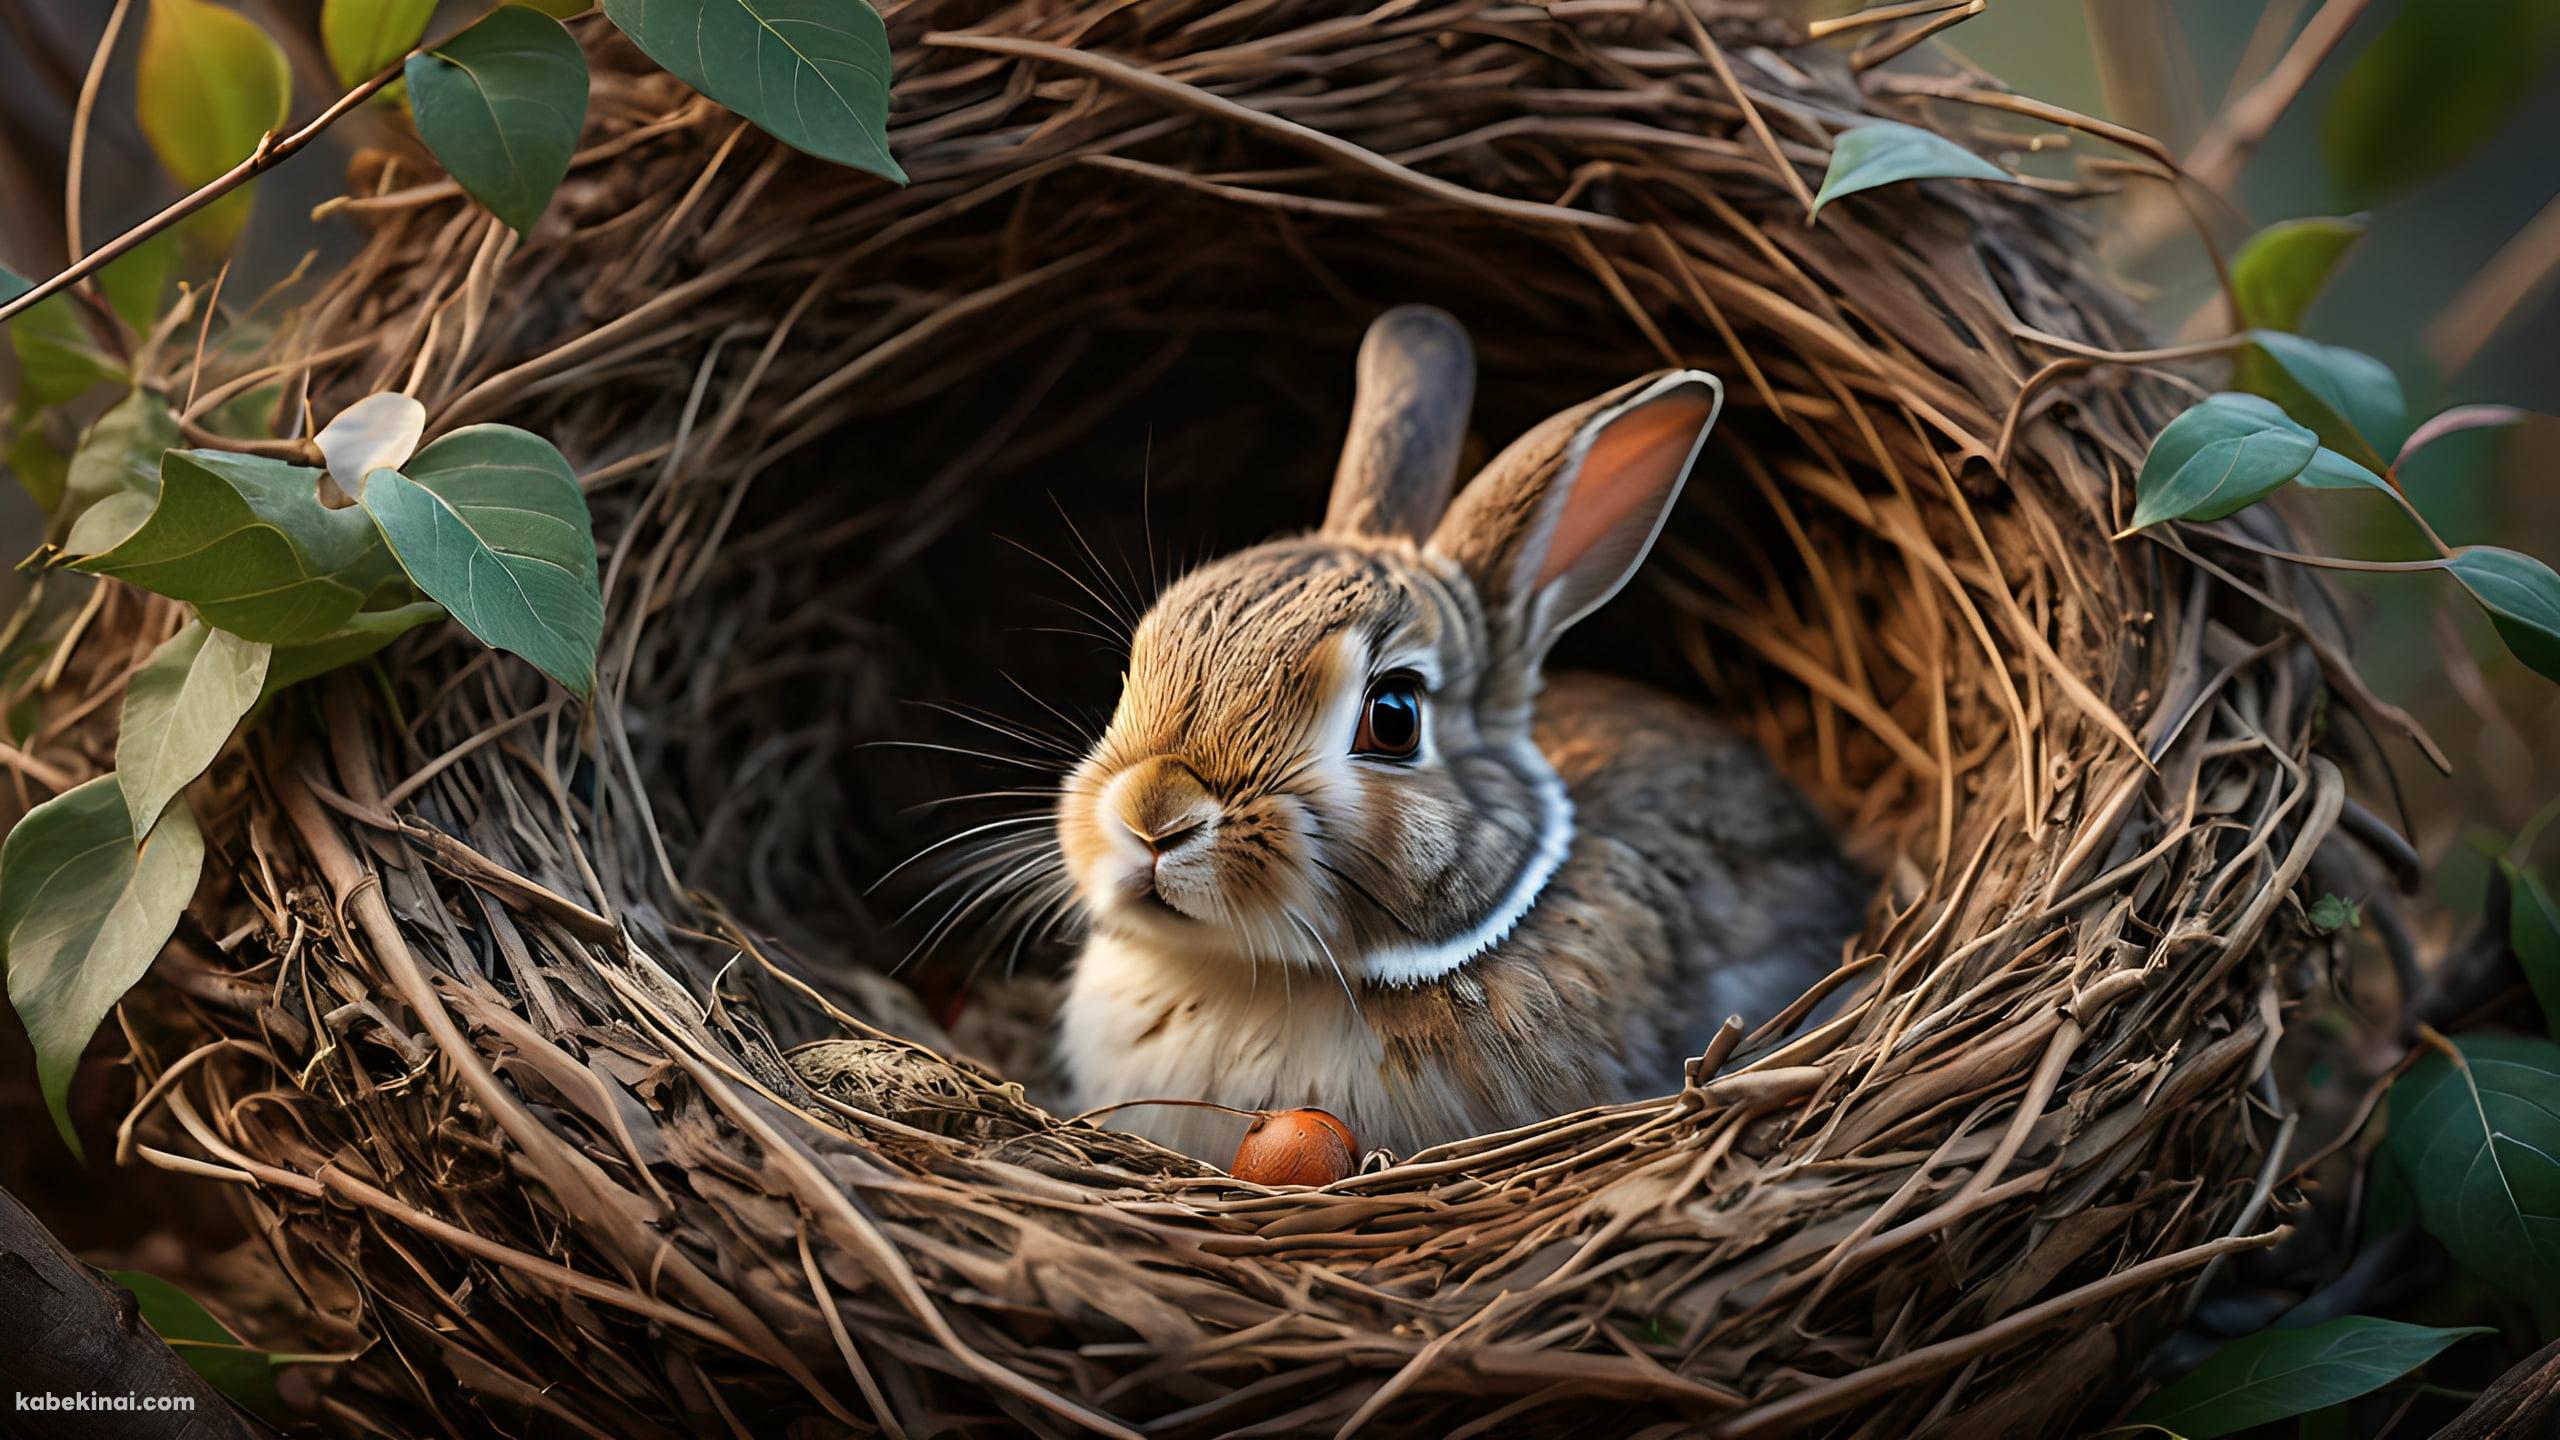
{"left": 1048, "top": 308, "right": 1862, "bottom": 1159}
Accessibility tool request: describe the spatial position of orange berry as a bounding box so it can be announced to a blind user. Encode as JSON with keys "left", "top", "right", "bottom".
{"left": 1232, "top": 1107, "right": 1357, "bottom": 1186}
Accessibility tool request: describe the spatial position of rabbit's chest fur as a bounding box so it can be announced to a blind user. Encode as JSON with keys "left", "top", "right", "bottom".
{"left": 1058, "top": 674, "right": 1861, "bottom": 1161}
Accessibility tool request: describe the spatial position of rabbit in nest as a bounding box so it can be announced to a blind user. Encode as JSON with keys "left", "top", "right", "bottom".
{"left": 1051, "top": 307, "right": 1865, "bottom": 1161}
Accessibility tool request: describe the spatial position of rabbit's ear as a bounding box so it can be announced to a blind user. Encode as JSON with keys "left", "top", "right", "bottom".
{"left": 1430, "top": 371, "right": 1722, "bottom": 656}
{"left": 1322, "top": 306, "right": 1477, "bottom": 541}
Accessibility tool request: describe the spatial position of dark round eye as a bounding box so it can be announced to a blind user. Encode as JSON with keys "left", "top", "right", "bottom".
{"left": 1353, "top": 674, "right": 1424, "bottom": 759}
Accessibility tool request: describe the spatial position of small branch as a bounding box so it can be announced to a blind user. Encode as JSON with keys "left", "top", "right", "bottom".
{"left": 0, "top": 57, "right": 408, "bottom": 328}
{"left": 64, "top": 0, "right": 136, "bottom": 270}
{"left": 2183, "top": 0, "right": 2372, "bottom": 198}
{"left": 2428, "top": 189, "right": 2560, "bottom": 379}
{"left": 2188, "top": 528, "right": 2457, "bottom": 574}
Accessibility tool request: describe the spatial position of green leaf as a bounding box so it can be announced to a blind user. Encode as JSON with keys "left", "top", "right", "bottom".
{"left": 2323, "top": 0, "right": 2559, "bottom": 205}
{"left": 57, "top": 390, "right": 177, "bottom": 537}
{"left": 105, "top": 1270, "right": 287, "bottom": 1416}
{"left": 2387, "top": 1033, "right": 2560, "bottom": 1306}
{"left": 2131, "top": 393, "right": 2319, "bottom": 529}
{"left": 1, "top": 777, "right": 205, "bottom": 1154}
{"left": 8, "top": 427, "right": 69, "bottom": 512}
{"left": 262, "top": 601, "right": 444, "bottom": 697}
{"left": 2130, "top": 1316, "right": 2490, "bottom": 1439}
{"left": 135, "top": 0, "right": 291, "bottom": 249}
{"left": 322, "top": 0, "right": 437, "bottom": 87}
{"left": 74, "top": 449, "right": 402, "bottom": 643}
{"left": 2447, "top": 547, "right": 2560, "bottom": 683}
{"left": 7, "top": 294, "right": 123, "bottom": 412}
{"left": 95, "top": 232, "right": 180, "bottom": 339}
{"left": 117, "top": 622, "right": 270, "bottom": 838}
{"left": 407, "top": 6, "right": 590, "bottom": 235}
{"left": 1811, "top": 120, "right": 2016, "bottom": 216}
{"left": 62, "top": 492, "right": 157, "bottom": 559}
{"left": 360, "top": 425, "right": 600, "bottom": 695}
{"left": 2231, "top": 218, "right": 2366, "bottom": 332}
{"left": 600, "top": 0, "right": 902, "bottom": 182}
{"left": 2307, "top": 894, "right": 2361, "bottom": 933}
{"left": 2242, "top": 331, "right": 2406, "bottom": 475}
{"left": 2508, "top": 862, "right": 2560, "bottom": 1038}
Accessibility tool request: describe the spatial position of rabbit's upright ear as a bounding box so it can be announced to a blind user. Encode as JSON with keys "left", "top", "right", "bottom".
{"left": 1430, "top": 371, "right": 1722, "bottom": 658}
{"left": 1322, "top": 306, "right": 1477, "bottom": 541}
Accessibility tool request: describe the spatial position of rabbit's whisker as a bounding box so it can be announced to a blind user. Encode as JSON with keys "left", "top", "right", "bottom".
{"left": 1285, "top": 907, "right": 1363, "bottom": 1018}
{"left": 1000, "top": 534, "right": 1137, "bottom": 638}
{"left": 870, "top": 813, "right": 1058, "bottom": 891}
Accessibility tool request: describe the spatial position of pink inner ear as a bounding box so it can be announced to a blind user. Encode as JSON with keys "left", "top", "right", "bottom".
{"left": 1537, "top": 394, "right": 1713, "bottom": 589}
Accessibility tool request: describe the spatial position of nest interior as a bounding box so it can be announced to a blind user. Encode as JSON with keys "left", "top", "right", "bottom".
{"left": 69, "top": 1, "right": 2370, "bottom": 1435}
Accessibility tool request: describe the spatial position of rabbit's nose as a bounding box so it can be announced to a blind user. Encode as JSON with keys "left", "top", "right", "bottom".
{"left": 1106, "top": 756, "right": 1218, "bottom": 859}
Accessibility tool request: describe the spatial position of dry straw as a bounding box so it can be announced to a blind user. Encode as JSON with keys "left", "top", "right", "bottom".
{"left": 32, "top": 0, "right": 2424, "bottom": 1433}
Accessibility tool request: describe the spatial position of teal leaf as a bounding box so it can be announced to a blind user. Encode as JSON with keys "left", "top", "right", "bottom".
{"left": 2131, "top": 1317, "right": 2490, "bottom": 1439}
{"left": 2243, "top": 331, "right": 2406, "bottom": 474}
{"left": 1, "top": 777, "right": 204, "bottom": 1154}
{"left": 73, "top": 448, "right": 403, "bottom": 643}
{"left": 2292, "top": 446, "right": 2390, "bottom": 494}
{"left": 359, "top": 425, "right": 600, "bottom": 695}
{"left": 2323, "top": 0, "right": 2559, "bottom": 205}
{"left": 406, "top": 5, "right": 590, "bottom": 235}
{"left": 2231, "top": 218, "right": 2366, "bottom": 331}
{"left": 2130, "top": 393, "right": 2319, "bottom": 529}
{"left": 2506, "top": 862, "right": 2560, "bottom": 1038}
{"left": 2386, "top": 1033, "right": 2560, "bottom": 1307}
{"left": 1812, "top": 120, "right": 2016, "bottom": 216}
{"left": 0, "top": 263, "right": 28, "bottom": 306}
{"left": 117, "top": 621, "right": 270, "bottom": 837}
{"left": 2447, "top": 547, "right": 2560, "bottom": 683}
{"left": 262, "top": 601, "right": 444, "bottom": 697}
{"left": 600, "top": 0, "right": 902, "bottom": 182}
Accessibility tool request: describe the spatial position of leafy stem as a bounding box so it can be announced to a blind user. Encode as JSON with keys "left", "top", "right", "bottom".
{"left": 0, "top": 55, "right": 410, "bottom": 330}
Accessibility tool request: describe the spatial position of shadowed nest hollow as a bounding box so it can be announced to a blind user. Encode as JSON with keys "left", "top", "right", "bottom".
{"left": 51, "top": 0, "right": 2392, "bottom": 1434}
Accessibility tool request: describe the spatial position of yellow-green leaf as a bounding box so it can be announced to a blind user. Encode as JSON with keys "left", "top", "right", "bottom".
{"left": 2230, "top": 218, "right": 2365, "bottom": 333}
{"left": 322, "top": 0, "right": 438, "bottom": 87}
{"left": 117, "top": 621, "right": 270, "bottom": 838}
{"left": 135, "top": 0, "right": 291, "bottom": 248}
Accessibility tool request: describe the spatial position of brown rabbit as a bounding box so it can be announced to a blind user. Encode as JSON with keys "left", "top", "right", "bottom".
{"left": 1051, "top": 308, "right": 1864, "bottom": 1160}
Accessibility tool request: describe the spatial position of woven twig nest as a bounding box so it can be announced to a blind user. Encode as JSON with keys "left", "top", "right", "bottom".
{"left": 68, "top": 0, "right": 2370, "bottom": 1433}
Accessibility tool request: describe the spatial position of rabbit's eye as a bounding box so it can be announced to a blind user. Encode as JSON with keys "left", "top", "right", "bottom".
{"left": 1353, "top": 674, "right": 1424, "bottom": 759}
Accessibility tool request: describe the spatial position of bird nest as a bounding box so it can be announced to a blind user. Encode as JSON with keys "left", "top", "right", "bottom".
{"left": 62, "top": 0, "right": 2377, "bottom": 1434}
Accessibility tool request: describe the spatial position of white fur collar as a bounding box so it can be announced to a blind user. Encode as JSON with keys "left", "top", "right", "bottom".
{"left": 1354, "top": 766, "right": 1574, "bottom": 986}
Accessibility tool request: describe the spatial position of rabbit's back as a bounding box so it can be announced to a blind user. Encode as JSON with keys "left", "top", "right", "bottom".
{"left": 1525, "top": 672, "right": 1863, "bottom": 1061}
